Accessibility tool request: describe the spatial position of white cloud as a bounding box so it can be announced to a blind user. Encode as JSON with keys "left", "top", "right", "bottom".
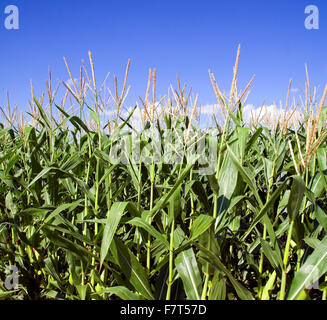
{"left": 99, "top": 105, "right": 144, "bottom": 131}
{"left": 196, "top": 103, "right": 303, "bottom": 127}
{"left": 99, "top": 109, "right": 119, "bottom": 118}
{"left": 243, "top": 104, "right": 302, "bottom": 126}
{"left": 200, "top": 104, "right": 219, "bottom": 116}
{"left": 99, "top": 102, "right": 303, "bottom": 131}
{"left": 122, "top": 106, "right": 143, "bottom": 130}
{"left": 64, "top": 78, "right": 78, "bottom": 89}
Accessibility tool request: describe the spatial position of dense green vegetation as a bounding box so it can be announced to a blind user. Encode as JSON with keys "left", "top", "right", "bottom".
{"left": 1, "top": 51, "right": 327, "bottom": 300}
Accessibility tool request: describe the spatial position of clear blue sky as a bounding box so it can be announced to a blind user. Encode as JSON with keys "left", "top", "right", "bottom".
{"left": 1, "top": 0, "right": 326, "bottom": 112}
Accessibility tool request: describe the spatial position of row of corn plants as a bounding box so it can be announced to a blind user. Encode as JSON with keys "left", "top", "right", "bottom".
{"left": 1, "top": 50, "right": 327, "bottom": 300}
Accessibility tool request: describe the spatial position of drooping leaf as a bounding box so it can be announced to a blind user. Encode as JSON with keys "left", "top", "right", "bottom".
{"left": 287, "top": 236, "right": 327, "bottom": 300}
{"left": 110, "top": 237, "right": 154, "bottom": 300}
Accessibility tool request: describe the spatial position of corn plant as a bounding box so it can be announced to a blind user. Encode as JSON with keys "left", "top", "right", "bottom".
{"left": 1, "top": 48, "right": 327, "bottom": 300}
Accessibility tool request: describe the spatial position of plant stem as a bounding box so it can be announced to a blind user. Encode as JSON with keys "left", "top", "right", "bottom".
{"left": 166, "top": 219, "right": 175, "bottom": 300}
{"left": 280, "top": 219, "right": 294, "bottom": 300}
{"left": 147, "top": 179, "right": 154, "bottom": 274}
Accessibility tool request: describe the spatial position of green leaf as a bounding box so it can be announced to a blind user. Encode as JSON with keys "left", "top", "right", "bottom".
{"left": 244, "top": 180, "right": 287, "bottom": 239}
{"left": 0, "top": 290, "right": 18, "bottom": 300}
{"left": 287, "top": 176, "right": 305, "bottom": 221}
{"left": 150, "top": 164, "right": 194, "bottom": 218}
{"left": 100, "top": 202, "right": 129, "bottom": 266}
{"left": 314, "top": 205, "right": 327, "bottom": 233}
{"left": 28, "top": 167, "right": 52, "bottom": 188}
{"left": 128, "top": 217, "right": 169, "bottom": 249}
{"left": 236, "top": 127, "right": 249, "bottom": 159}
{"left": 5, "top": 154, "right": 20, "bottom": 176}
{"left": 260, "top": 239, "right": 283, "bottom": 273}
{"left": 316, "top": 148, "right": 327, "bottom": 194}
{"left": 210, "top": 271, "right": 226, "bottom": 300}
{"left": 55, "top": 105, "right": 90, "bottom": 133}
{"left": 217, "top": 148, "right": 238, "bottom": 216}
{"left": 44, "top": 257, "right": 65, "bottom": 290}
{"left": 42, "top": 227, "right": 91, "bottom": 263}
{"left": 19, "top": 208, "right": 50, "bottom": 217}
{"left": 245, "top": 127, "right": 263, "bottom": 154}
{"left": 43, "top": 200, "right": 83, "bottom": 225}
{"left": 206, "top": 174, "right": 219, "bottom": 196}
{"left": 261, "top": 271, "right": 276, "bottom": 300}
{"left": 190, "top": 215, "right": 214, "bottom": 241}
{"left": 227, "top": 144, "right": 262, "bottom": 206}
{"left": 304, "top": 237, "right": 321, "bottom": 250}
{"left": 189, "top": 180, "right": 210, "bottom": 211}
{"left": 33, "top": 97, "right": 52, "bottom": 129}
{"left": 96, "top": 286, "right": 142, "bottom": 300}
{"left": 175, "top": 248, "right": 202, "bottom": 300}
{"left": 168, "top": 185, "right": 181, "bottom": 226}
{"left": 76, "top": 284, "right": 91, "bottom": 300}
{"left": 110, "top": 237, "right": 154, "bottom": 300}
{"left": 197, "top": 243, "right": 254, "bottom": 300}
{"left": 287, "top": 236, "right": 327, "bottom": 300}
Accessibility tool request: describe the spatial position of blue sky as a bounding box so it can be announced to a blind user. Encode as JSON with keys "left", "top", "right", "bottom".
{"left": 0, "top": 0, "right": 326, "bottom": 114}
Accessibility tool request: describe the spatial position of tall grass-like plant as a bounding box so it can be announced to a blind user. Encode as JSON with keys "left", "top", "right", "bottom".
{"left": 1, "top": 47, "right": 327, "bottom": 300}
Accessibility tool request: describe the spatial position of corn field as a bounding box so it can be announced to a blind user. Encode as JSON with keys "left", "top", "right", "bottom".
{"left": 1, "top": 49, "right": 327, "bottom": 300}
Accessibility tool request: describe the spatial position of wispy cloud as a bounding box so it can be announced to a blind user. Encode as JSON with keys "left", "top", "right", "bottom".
{"left": 99, "top": 105, "right": 144, "bottom": 130}
{"left": 64, "top": 78, "right": 78, "bottom": 88}
{"left": 200, "top": 104, "right": 219, "bottom": 116}
{"left": 99, "top": 102, "right": 303, "bottom": 131}
{"left": 243, "top": 104, "right": 302, "bottom": 125}
{"left": 197, "top": 103, "right": 302, "bottom": 127}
